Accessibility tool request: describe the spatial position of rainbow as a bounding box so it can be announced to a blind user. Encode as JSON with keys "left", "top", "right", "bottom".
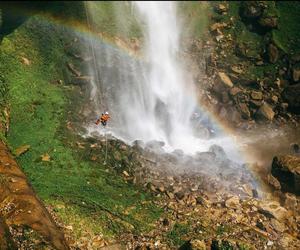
{"left": 10, "top": 5, "right": 263, "bottom": 188}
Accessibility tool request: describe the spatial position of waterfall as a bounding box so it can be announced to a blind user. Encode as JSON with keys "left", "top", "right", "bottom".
{"left": 85, "top": 2, "right": 242, "bottom": 159}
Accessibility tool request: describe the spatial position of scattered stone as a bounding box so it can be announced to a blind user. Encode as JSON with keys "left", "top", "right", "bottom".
{"left": 217, "top": 72, "right": 233, "bottom": 88}
{"left": 15, "top": 145, "right": 30, "bottom": 157}
{"left": 270, "top": 218, "right": 286, "bottom": 233}
{"left": 282, "top": 83, "right": 300, "bottom": 114}
{"left": 225, "top": 196, "right": 240, "bottom": 209}
{"left": 258, "top": 201, "right": 288, "bottom": 221}
{"left": 255, "top": 103, "right": 275, "bottom": 121}
{"left": 267, "top": 174, "right": 281, "bottom": 190}
{"left": 271, "top": 155, "right": 300, "bottom": 195}
{"left": 20, "top": 56, "right": 31, "bottom": 66}
{"left": 241, "top": 1, "right": 263, "bottom": 18}
{"left": 210, "top": 22, "right": 227, "bottom": 32}
{"left": 179, "top": 239, "right": 206, "bottom": 250}
{"left": 271, "top": 95, "right": 278, "bottom": 103}
{"left": 67, "top": 62, "right": 81, "bottom": 77}
{"left": 259, "top": 16, "right": 278, "bottom": 29}
{"left": 290, "top": 143, "right": 299, "bottom": 154}
{"left": 292, "top": 65, "right": 300, "bottom": 82}
{"left": 250, "top": 91, "right": 263, "bottom": 100}
{"left": 249, "top": 99, "right": 262, "bottom": 108}
{"left": 41, "top": 153, "right": 51, "bottom": 162}
{"left": 209, "top": 145, "right": 227, "bottom": 162}
{"left": 283, "top": 193, "right": 298, "bottom": 212}
{"left": 268, "top": 44, "right": 279, "bottom": 63}
{"left": 239, "top": 103, "right": 251, "bottom": 119}
{"left": 229, "top": 87, "right": 242, "bottom": 96}
{"left": 215, "top": 4, "right": 227, "bottom": 14}
{"left": 175, "top": 191, "right": 185, "bottom": 200}
{"left": 231, "top": 65, "right": 243, "bottom": 74}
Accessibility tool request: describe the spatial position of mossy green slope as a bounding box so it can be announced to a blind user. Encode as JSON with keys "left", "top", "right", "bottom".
{"left": 0, "top": 14, "right": 161, "bottom": 241}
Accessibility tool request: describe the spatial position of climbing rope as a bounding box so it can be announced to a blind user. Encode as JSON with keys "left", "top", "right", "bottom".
{"left": 104, "top": 129, "right": 108, "bottom": 165}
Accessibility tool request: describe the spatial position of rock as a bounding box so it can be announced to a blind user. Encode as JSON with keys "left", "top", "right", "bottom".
{"left": 239, "top": 103, "right": 251, "bottom": 119}
{"left": 211, "top": 240, "right": 235, "bottom": 250}
{"left": 210, "top": 22, "right": 227, "bottom": 32}
{"left": 217, "top": 72, "right": 233, "bottom": 88}
{"left": 250, "top": 90, "right": 263, "bottom": 100}
{"left": 230, "top": 87, "right": 242, "bottom": 96}
{"left": 270, "top": 218, "right": 286, "bottom": 233}
{"left": 249, "top": 99, "right": 262, "bottom": 108}
{"left": 72, "top": 76, "right": 92, "bottom": 86}
{"left": 267, "top": 174, "right": 281, "bottom": 190}
{"left": 231, "top": 65, "right": 243, "bottom": 74}
{"left": 255, "top": 103, "right": 275, "bottom": 121}
{"left": 282, "top": 83, "right": 300, "bottom": 114}
{"left": 268, "top": 44, "right": 279, "bottom": 63}
{"left": 271, "top": 155, "right": 300, "bottom": 195}
{"left": 41, "top": 153, "right": 51, "bottom": 162}
{"left": 259, "top": 16, "right": 278, "bottom": 29}
{"left": 20, "top": 56, "right": 31, "bottom": 65}
{"left": 15, "top": 144, "right": 30, "bottom": 157}
{"left": 241, "top": 2, "right": 263, "bottom": 19}
{"left": 179, "top": 239, "right": 206, "bottom": 250}
{"left": 175, "top": 191, "right": 185, "bottom": 200}
{"left": 292, "top": 65, "right": 300, "bottom": 82}
{"left": 209, "top": 145, "right": 227, "bottom": 162}
{"left": 225, "top": 196, "right": 240, "bottom": 209}
{"left": 0, "top": 217, "right": 17, "bottom": 250}
{"left": 258, "top": 201, "right": 288, "bottom": 221}
{"left": 215, "top": 4, "right": 227, "bottom": 14}
{"left": 67, "top": 62, "right": 81, "bottom": 77}
{"left": 290, "top": 143, "right": 300, "bottom": 154}
{"left": 271, "top": 95, "right": 278, "bottom": 103}
{"left": 283, "top": 193, "right": 298, "bottom": 212}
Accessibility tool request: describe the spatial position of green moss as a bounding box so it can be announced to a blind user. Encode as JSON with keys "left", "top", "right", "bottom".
{"left": 178, "top": 2, "right": 211, "bottom": 40}
{"left": 86, "top": 1, "right": 142, "bottom": 39}
{"left": 272, "top": 2, "right": 300, "bottom": 54}
{"left": 0, "top": 14, "right": 161, "bottom": 240}
{"left": 167, "top": 222, "right": 190, "bottom": 246}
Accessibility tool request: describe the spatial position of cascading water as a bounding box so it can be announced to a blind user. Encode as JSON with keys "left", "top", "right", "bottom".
{"left": 85, "top": 1, "right": 243, "bottom": 160}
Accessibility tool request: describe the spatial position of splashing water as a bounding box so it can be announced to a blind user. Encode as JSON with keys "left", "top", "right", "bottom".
{"left": 86, "top": 2, "right": 243, "bottom": 160}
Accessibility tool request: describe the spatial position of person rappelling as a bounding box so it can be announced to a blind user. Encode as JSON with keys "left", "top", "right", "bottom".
{"left": 95, "top": 111, "right": 110, "bottom": 127}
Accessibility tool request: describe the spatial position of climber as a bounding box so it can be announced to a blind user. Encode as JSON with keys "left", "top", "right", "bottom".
{"left": 95, "top": 111, "right": 110, "bottom": 127}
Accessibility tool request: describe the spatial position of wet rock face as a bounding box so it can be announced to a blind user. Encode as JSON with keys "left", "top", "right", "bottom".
{"left": 271, "top": 155, "right": 300, "bottom": 195}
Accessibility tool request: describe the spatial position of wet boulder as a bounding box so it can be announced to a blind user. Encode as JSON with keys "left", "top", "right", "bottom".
{"left": 209, "top": 145, "right": 227, "bottom": 163}
{"left": 145, "top": 140, "right": 165, "bottom": 154}
{"left": 255, "top": 103, "right": 275, "bottom": 121}
{"left": 271, "top": 155, "right": 300, "bottom": 195}
{"left": 282, "top": 83, "right": 300, "bottom": 114}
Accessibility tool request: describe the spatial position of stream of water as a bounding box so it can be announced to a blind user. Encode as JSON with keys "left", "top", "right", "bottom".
{"left": 86, "top": 1, "right": 243, "bottom": 161}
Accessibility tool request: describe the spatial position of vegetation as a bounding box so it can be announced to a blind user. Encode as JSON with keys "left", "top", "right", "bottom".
{"left": 0, "top": 14, "right": 161, "bottom": 242}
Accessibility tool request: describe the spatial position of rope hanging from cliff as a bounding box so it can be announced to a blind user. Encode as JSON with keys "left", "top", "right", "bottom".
{"left": 104, "top": 132, "right": 108, "bottom": 165}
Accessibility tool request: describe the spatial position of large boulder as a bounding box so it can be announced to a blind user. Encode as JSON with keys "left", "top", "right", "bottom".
{"left": 255, "top": 103, "right": 275, "bottom": 121}
{"left": 271, "top": 155, "right": 300, "bottom": 195}
{"left": 282, "top": 83, "right": 300, "bottom": 114}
